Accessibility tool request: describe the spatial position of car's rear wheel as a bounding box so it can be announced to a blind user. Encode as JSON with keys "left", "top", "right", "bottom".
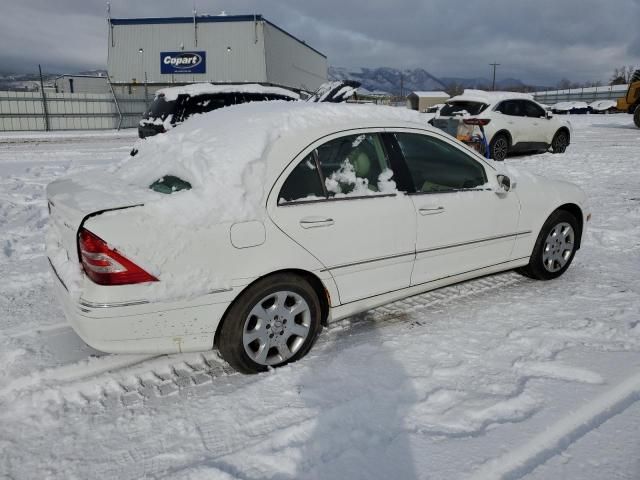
{"left": 551, "top": 129, "right": 569, "bottom": 153}
{"left": 633, "top": 106, "right": 640, "bottom": 128}
{"left": 490, "top": 133, "right": 509, "bottom": 161}
{"left": 518, "top": 210, "right": 579, "bottom": 280}
{"left": 217, "top": 273, "right": 323, "bottom": 374}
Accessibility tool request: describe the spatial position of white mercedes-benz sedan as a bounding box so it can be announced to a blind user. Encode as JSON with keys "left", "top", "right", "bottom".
{"left": 46, "top": 102, "right": 589, "bottom": 373}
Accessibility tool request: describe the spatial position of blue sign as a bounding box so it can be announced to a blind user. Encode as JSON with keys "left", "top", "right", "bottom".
{"left": 160, "top": 51, "right": 206, "bottom": 74}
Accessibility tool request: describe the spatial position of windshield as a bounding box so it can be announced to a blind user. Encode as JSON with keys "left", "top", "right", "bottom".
{"left": 144, "top": 95, "right": 176, "bottom": 120}
{"left": 440, "top": 101, "right": 488, "bottom": 116}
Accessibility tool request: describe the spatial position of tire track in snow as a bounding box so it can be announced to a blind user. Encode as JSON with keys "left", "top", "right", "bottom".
{"left": 0, "top": 271, "right": 525, "bottom": 409}
{"left": 470, "top": 371, "right": 640, "bottom": 480}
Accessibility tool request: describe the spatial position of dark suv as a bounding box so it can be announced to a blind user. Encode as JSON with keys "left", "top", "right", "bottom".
{"left": 138, "top": 84, "right": 300, "bottom": 139}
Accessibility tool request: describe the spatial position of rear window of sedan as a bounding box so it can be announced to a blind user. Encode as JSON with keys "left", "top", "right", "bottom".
{"left": 440, "top": 101, "right": 488, "bottom": 116}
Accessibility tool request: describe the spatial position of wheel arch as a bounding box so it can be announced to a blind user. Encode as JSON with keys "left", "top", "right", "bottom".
{"left": 555, "top": 126, "right": 571, "bottom": 144}
{"left": 492, "top": 129, "right": 512, "bottom": 147}
{"left": 555, "top": 203, "right": 583, "bottom": 249}
{"left": 213, "top": 268, "right": 332, "bottom": 348}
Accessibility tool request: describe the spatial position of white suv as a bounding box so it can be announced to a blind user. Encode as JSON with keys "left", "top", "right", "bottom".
{"left": 432, "top": 90, "right": 572, "bottom": 161}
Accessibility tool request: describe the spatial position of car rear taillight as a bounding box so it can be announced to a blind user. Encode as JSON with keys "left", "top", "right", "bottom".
{"left": 463, "top": 118, "right": 491, "bottom": 126}
{"left": 78, "top": 228, "right": 158, "bottom": 286}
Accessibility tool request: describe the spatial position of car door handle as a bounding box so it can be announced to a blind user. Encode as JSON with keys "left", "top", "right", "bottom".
{"left": 418, "top": 206, "right": 445, "bottom": 215}
{"left": 299, "top": 216, "right": 335, "bottom": 228}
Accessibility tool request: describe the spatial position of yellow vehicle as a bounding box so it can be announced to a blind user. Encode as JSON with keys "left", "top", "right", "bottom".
{"left": 616, "top": 69, "right": 640, "bottom": 128}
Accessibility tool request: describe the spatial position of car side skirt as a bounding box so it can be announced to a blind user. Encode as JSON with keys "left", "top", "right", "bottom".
{"left": 328, "top": 256, "right": 530, "bottom": 323}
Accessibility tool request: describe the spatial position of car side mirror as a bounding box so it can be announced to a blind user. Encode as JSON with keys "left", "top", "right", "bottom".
{"left": 497, "top": 174, "right": 512, "bottom": 193}
{"left": 545, "top": 110, "right": 553, "bottom": 119}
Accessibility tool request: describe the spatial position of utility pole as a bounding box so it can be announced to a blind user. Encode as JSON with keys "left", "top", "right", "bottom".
{"left": 490, "top": 62, "right": 500, "bottom": 91}
{"left": 38, "top": 64, "right": 50, "bottom": 131}
{"left": 400, "top": 72, "right": 404, "bottom": 104}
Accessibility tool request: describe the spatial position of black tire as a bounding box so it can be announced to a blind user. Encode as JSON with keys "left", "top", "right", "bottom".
{"left": 489, "top": 133, "right": 509, "bottom": 161}
{"left": 217, "top": 273, "right": 323, "bottom": 374}
{"left": 633, "top": 106, "right": 640, "bottom": 128}
{"left": 518, "top": 210, "right": 579, "bottom": 280}
{"left": 551, "top": 129, "right": 569, "bottom": 153}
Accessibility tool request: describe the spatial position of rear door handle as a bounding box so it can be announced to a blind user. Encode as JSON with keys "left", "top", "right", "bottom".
{"left": 418, "top": 206, "right": 445, "bottom": 216}
{"left": 300, "top": 216, "right": 335, "bottom": 228}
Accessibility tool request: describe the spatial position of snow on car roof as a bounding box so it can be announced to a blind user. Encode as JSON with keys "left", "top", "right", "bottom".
{"left": 156, "top": 83, "right": 300, "bottom": 102}
{"left": 447, "top": 89, "right": 534, "bottom": 105}
{"left": 117, "top": 101, "right": 430, "bottom": 225}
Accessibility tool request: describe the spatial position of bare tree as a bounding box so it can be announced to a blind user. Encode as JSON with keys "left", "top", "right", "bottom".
{"left": 444, "top": 82, "right": 464, "bottom": 96}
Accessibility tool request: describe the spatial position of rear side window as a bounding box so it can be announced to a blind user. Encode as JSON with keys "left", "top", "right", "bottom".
{"left": 279, "top": 154, "right": 325, "bottom": 203}
{"left": 440, "top": 101, "right": 488, "bottom": 116}
{"left": 278, "top": 133, "right": 397, "bottom": 204}
{"left": 317, "top": 133, "right": 394, "bottom": 196}
{"left": 496, "top": 100, "right": 523, "bottom": 116}
{"left": 394, "top": 133, "right": 486, "bottom": 193}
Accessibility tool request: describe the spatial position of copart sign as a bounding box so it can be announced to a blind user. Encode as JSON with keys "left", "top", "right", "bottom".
{"left": 160, "top": 51, "right": 206, "bottom": 74}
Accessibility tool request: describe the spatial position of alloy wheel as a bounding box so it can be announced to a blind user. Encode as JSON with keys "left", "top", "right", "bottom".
{"left": 242, "top": 291, "right": 312, "bottom": 366}
{"left": 542, "top": 222, "right": 575, "bottom": 272}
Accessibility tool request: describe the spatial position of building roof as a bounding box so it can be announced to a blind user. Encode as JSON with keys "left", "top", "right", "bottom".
{"left": 410, "top": 91, "right": 450, "bottom": 98}
{"left": 109, "top": 14, "right": 326, "bottom": 58}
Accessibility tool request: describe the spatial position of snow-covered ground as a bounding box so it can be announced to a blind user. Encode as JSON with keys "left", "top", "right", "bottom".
{"left": 1, "top": 115, "right": 639, "bottom": 479}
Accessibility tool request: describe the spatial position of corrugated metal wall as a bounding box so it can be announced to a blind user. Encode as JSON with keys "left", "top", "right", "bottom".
{"left": 54, "top": 76, "right": 110, "bottom": 94}
{"left": 0, "top": 90, "right": 150, "bottom": 132}
{"left": 263, "top": 23, "right": 327, "bottom": 92}
{"left": 108, "top": 20, "right": 267, "bottom": 85}
{"left": 107, "top": 17, "right": 327, "bottom": 91}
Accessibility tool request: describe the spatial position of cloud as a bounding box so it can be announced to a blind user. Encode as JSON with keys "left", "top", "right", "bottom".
{"left": 1, "top": 0, "right": 638, "bottom": 84}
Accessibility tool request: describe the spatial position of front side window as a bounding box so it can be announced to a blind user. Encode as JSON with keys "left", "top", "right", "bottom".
{"left": 394, "top": 133, "right": 487, "bottom": 193}
{"left": 278, "top": 133, "right": 397, "bottom": 204}
{"left": 523, "top": 100, "right": 545, "bottom": 118}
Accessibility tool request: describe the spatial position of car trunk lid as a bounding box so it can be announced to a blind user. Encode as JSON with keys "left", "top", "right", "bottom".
{"left": 46, "top": 172, "right": 156, "bottom": 288}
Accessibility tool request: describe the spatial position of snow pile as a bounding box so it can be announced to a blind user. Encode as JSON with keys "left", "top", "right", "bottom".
{"left": 589, "top": 100, "right": 617, "bottom": 112}
{"left": 552, "top": 101, "right": 590, "bottom": 113}
{"left": 116, "top": 101, "right": 425, "bottom": 225}
{"left": 155, "top": 83, "right": 299, "bottom": 102}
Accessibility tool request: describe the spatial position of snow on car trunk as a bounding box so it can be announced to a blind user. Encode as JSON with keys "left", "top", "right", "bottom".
{"left": 46, "top": 172, "right": 157, "bottom": 295}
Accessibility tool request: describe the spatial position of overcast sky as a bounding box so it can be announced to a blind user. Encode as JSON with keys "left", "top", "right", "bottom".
{"left": 2, "top": 0, "right": 639, "bottom": 85}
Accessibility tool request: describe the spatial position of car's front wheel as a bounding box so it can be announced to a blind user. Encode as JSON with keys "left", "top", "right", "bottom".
{"left": 634, "top": 106, "right": 640, "bottom": 128}
{"left": 551, "top": 129, "right": 569, "bottom": 153}
{"left": 217, "top": 273, "right": 323, "bottom": 374}
{"left": 518, "top": 210, "right": 579, "bottom": 280}
{"left": 489, "top": 133, "right": 509, "bottom": 161}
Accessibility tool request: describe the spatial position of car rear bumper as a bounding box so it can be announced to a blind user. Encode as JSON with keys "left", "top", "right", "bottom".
{"left": 50, "top": 265, "right": 230, "bottom": 355}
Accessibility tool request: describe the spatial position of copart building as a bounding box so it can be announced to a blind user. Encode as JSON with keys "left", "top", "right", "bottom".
{"left": 107, "top": 14, "right": 328, "bottom": 95}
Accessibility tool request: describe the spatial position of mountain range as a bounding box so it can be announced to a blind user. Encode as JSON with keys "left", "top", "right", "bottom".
{"left": 328, "top": 66, "right": 530, "bottom": 95}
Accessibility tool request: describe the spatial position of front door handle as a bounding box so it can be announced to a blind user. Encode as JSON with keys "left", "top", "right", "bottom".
{"left": 300, "top": 216, "right": 335, "bottom": 229}
{"left": 418, "top": 206, "right": 445, "bottom": 216}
